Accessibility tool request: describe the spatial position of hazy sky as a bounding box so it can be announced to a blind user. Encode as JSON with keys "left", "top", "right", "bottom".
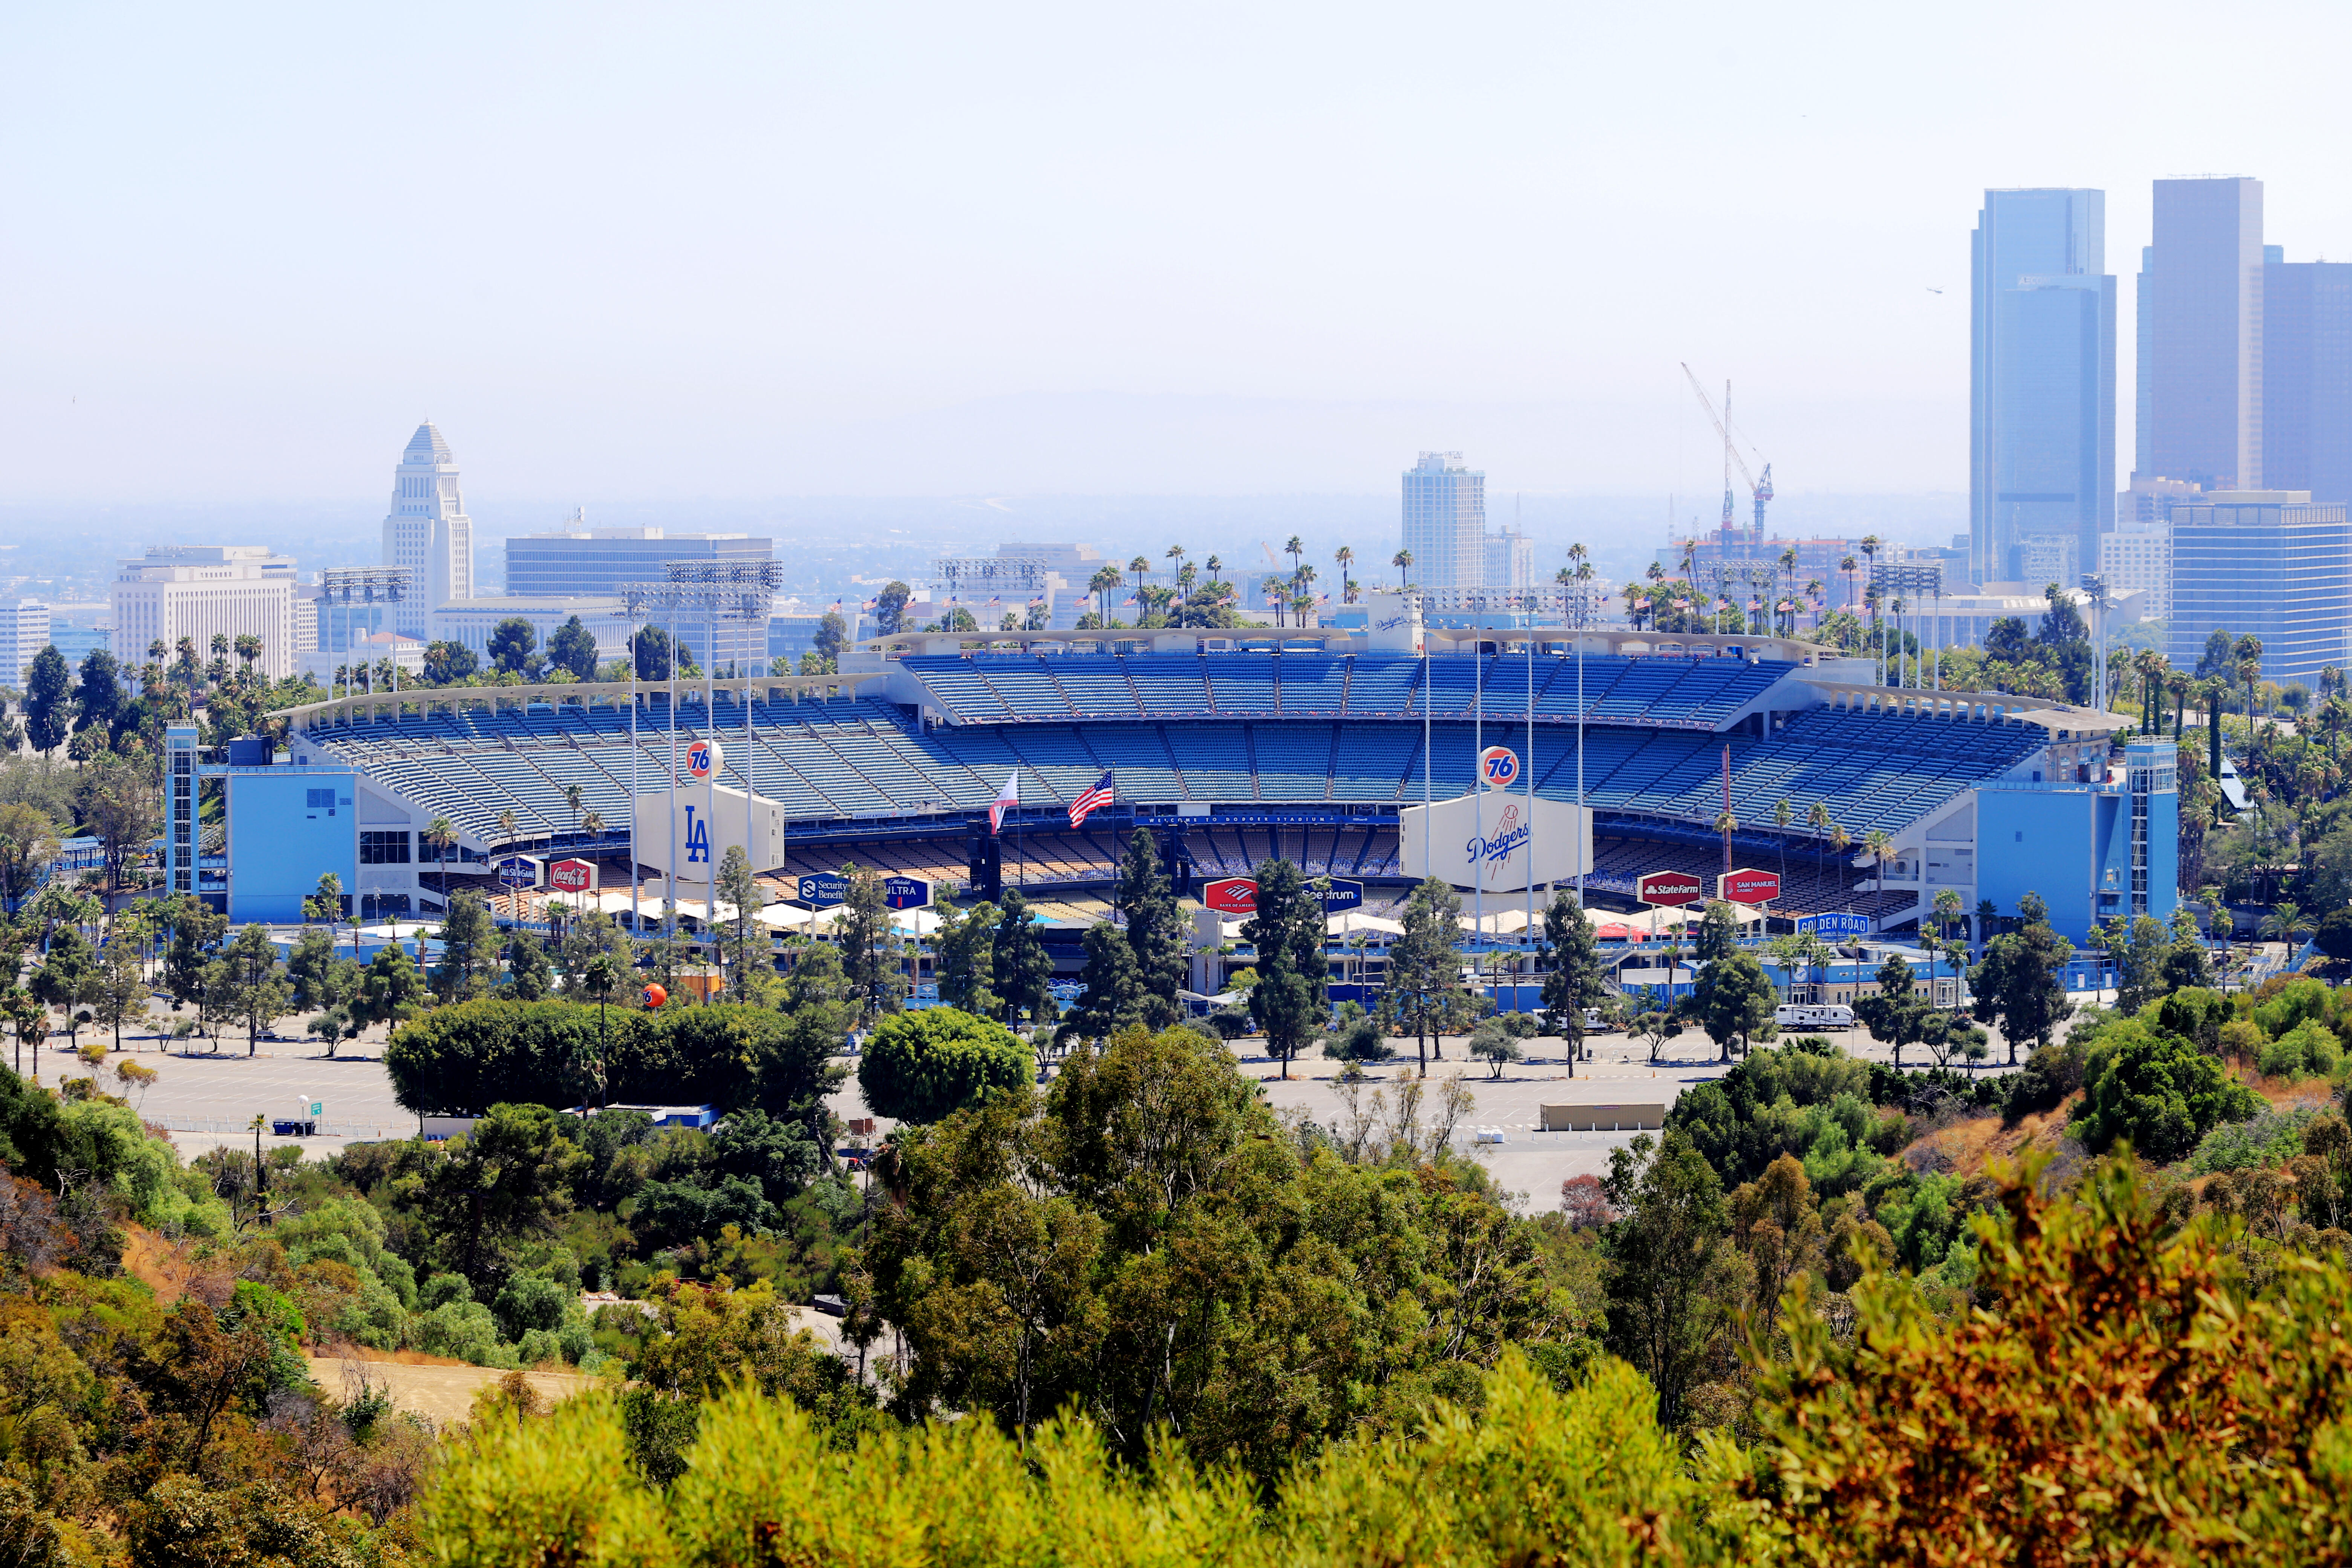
{"left": 8, "top": 1, "right": 2352, "bottom": 509}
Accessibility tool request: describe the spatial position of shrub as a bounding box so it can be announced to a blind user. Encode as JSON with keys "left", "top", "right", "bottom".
{"left": 1321, "top": 1016, "right": 1394, "bottom": 1061}
{"left": 855, "top": 1008, "right": 1031, "bottom": 1124}
{"left": 2189, "top": 1107, "right": 2318, "bottom": 1174}
{"left": 2076, "top": 1020, "right": 2259, "bottom": 1164}
{"left": 2256, "top": 1018, "right": 2341, "bottom": 1080}
{"left": 493, "top": 1272, "right": 571, "bottom": 1342}
{"left": 2315, "top": 906, "right": 2352, "bottom": 960}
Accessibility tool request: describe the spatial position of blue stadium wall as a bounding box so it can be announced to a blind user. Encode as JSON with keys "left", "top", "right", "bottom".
{"left": 226, "top": 770, "right": 357, "bottom": 925}
{"left": 1976, "top": 780, "right": 2176, "bottom": 942}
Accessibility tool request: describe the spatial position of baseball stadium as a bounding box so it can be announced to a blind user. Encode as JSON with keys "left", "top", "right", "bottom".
{"left": 168, "top": 609, "right": 2176, "bottom": 961}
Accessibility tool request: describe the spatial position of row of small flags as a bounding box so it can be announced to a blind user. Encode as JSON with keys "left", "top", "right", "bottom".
{"left": 987, "top": 770, "right": 1116, "bottom": 834}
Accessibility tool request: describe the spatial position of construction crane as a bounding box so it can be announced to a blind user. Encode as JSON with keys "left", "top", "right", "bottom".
{"left": 1680, "top": 363, "right": 1773, "bottom": 536}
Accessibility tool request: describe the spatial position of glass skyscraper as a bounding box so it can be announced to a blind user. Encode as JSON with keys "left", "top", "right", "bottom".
{"left": 2263, "top": 258, "right": 2352, "bottom": 506}
{"left": 2141, "top": 177, "right": 2264, "bottom": 492}
{"left": 1970, "top": 188, "right": 2115, "bottom": 588}
{"left": 2166, "top": 496, "right": 2351, "bottom": 684}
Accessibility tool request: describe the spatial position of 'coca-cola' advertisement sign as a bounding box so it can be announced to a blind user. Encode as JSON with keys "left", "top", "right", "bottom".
{"left": 547, "top": 859, "right": 597, "bottom": 896}
{"left": 1636, "top": 870, "right": 1705, "bottom": 907}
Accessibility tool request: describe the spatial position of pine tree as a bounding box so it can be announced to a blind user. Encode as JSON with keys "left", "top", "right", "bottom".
{"left": 1386, "top": 876, "right": 1467, "bottom": 1076}
{"left": 1242, "top": 858, "right": 1327, "bottom": 1079}
{"left": 994, "top": 890, "right": 1055, "bottom": 1029}
{"left": 1539, "top": 888, "right": 1607, "bottom": 1068}
{"left": 837, "top": 865, "right": 905, "bottom": 1023}
{"left": 21, "top": 646, "right": 70, "bottom": 755}
{"left": 433, "top": 893, "right": 499, "bottom": 1002}
{"left": 1113, "top": 829, "right": 1185, "bottom": 1027}
{"left": 1063, "top": 922, "right": 1147, "bottom": 1044}
{"left": 934, "top": 896, "right": 1001, "bottom": 1017}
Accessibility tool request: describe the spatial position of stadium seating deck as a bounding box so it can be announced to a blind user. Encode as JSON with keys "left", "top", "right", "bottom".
{"left": 302, "top": 659, "right": 2048, "bottom": 866}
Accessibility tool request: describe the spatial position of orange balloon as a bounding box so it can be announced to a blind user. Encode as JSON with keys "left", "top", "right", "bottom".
{"left": 642, "top": 983, "right": 668, "bottom": 1010}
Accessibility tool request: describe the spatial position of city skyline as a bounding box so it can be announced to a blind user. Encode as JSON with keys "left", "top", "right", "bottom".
{"left": 9, "top": 5, "right": 2352, "bottom": 507}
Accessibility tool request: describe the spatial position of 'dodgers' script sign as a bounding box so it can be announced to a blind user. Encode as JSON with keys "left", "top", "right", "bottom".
{"left": 1398, "top": 793, "right": 1591, "bottom": 893}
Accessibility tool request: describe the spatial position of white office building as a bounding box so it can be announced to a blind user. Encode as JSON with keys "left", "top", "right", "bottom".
{"left": 381, "top": 423, "right": 475, "bottom": 639}
{"left": 111, "top": 547, "right": 300, "bottom": 678}
{"left": 1402, "top": 452, "right": 1487, "bottom": 591}
{"left": 430, "top": 597, "right": 635, "bottom": 668}
{"left": 2098, "top": 520, "right": 2171, "bottom": 619}
{"left": 0, "top": 601, "right": 51, "bottom": 683}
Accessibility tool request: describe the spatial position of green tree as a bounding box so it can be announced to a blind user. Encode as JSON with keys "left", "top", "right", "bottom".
{"left": 1241, "top": 858, "right": 1327, "bottom": 1080}
{"left": 218, "top": 923, "right": 294, "bottom": 1055}
{"left": 1970, "top": 892, "right": 2075, "bottom": 1064}
{"left": 871, "top": 582, "right": 913, "bottom": 637}
{"left": 1856, "top": 952, "right": 1929, "bottom": 1069}
{"left": 1111, "top": 828, "right": 1185, "bottom": 1026}
{"left": 487, "top": 617, "right": 538, "bottom": 675}
{"left": 433, "top": 893, "right": 499, "bottom": 1002}
{"left": 631, "top": 626, "right": 672, "bottom": 682}
{"left": 70, "top": 649, "right": 124, "bottom": 741}
{"left": 1538, "top": 888, "right": 1606, "bottom": 1067}
{"left": 162, "top": 896, "right": 229, "bottom": 1020}
{"left": 932, "top": 896, "right": 1000, "bottom": 1018}
{"left": 77, "top": 756, "right": 158, "bottom": 890}
{"left": 835, "top": 865, "right": 904, "bottom": 1023}
{"left": 814, "top": 611, "right": 850, "bottom": 669}
{"left": 21, "top": 646, "right": 70, "bottom": 755}
{"left": 0, "top": 803, "right": 60, "bottom": 914}
{"left": 90, "top": 910, "right": 153, "bottom": 1053}
{"left": 713, "top": 845, "right": 766, "bottom": 997}
{"left": 993, "top": 890, "right": 1054, "bottom": 1028}
{"left": 546, "top": 616, "right": 599, "bottom": 681}
{"left": 1061, "top": 920, "right": 1148, "bottom": 1046}
{"left": 1386, "top": 876, "right": 1466, "bottom": 1076}
{"left": 1600, "top": 1130, "right": 1741, "bottom": 1429}
{"left": 856, "top": 1006, "right": 1031, "bottom": 1123}
{"left": 412, "top": 1100, "right": 589, "bottom": 1290}
{"left": 284, "top": 924, "right": 343, "bottom": 1011}
{"left": 504, "top": 930, "right": 554, "bottom": 1000}
{"left": 2077, "top": 1018, "right": 2259, "bottom": 1163}
{"left": 1692, "top": 948, "right": 1776, "bottom": 1061}
{"left": 351, "top": 943, "right": 427, "bottom": 1034}
{"left": 423, "top": 639, "right": 480, "bottom": 683}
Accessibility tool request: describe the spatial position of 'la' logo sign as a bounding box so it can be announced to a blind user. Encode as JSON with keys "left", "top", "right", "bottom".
{"left": 684, "top": 739, "right": 718, "bottom": 782}
{"left": 684, "top": 804, "right": 712, "bottom": 865}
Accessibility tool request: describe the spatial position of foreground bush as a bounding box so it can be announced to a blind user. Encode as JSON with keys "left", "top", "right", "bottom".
{"left": 417, "top": 1150, "right": 2352, "bottom": 1567}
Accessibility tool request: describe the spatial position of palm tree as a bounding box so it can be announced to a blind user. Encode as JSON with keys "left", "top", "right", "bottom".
{"left": 564, "top": 783, "right": 586, "bottom": 834}
{"left": 2259, "top": 901, "right": 2311, "bottom": 953}
{"left": 1263, "top": 576, "right": 1289, "bottom": 628}
{"left": 1974, "top": 896, "right": 1998, "bottom": 953}
{"left": 233, "top": 633, "right": 263, "bottom": 687}
{"left": 1128, "top": 556, "right": 1151, "bottom": 615}
{"left": 2236, "top": 634, "right": 2266, "bottom": 750}
{"left": 1805, "top": 801, "right": 1833, "bottom": 896}
{"left": 2165, "top": 669, "right": 2191, "bottom": 739}
{"left": 1334, "top": 546, "right": 1355, "bottom": 602}
{"left": 1804, "top": 578, "right": 1825, "bottom": 634}
{"left": 1773, "top": 798, "right": 1794, "bottom": 894}
{"left": 1829, "top": 822, "right": 1853, "bottom": 903}
{"left": 1165, "top": 543, "right": 1187, "bottom": 584}
{"left": 1714, "top": 809, "right": 1738, "bottom": 877}
{"left": 423, "top": 816, "right": 458, "bottom": 906}
{"left": 1087, "top": 565, "right": 1122, "bottom": 626}
{"left": 1391, "top": 548, "right": 1412, "bottom": 592}
{"left": 1932, "top": 887, "right": 1962, "bottom": 962}
{"left": 580, "top": 808, "right": 605, "bottom": 840}
{"left": 1777, "top": 546, "right": 1798, "bottom": 634}
{"left": 1862, "top": 830, "right": 1893, "bottom": 909}
{"left": 1285, "top": 535, "right": 1305, "bottom": 585}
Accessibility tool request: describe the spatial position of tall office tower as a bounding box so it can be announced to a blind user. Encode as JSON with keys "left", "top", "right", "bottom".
{"left": 1970, "top": 188, "right": 2116, "bottom": 588}
{"left": 381, "top": 423, "right": 475, "bottom": 637}
{"left": 2262, "top": 257, "right": 2352, "bottom": 505}
{"left": 2141, "top": 177, "right": 2265, "bottom": 492}
{"left": 1401, "top": 452, "right": 1485, "bottom": 591}
{"left": 0, "top": 600, "right": 50, "bottom": 683}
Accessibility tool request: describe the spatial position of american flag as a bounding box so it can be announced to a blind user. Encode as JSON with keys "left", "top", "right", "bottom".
{"left": 1068, "top": 770, "right": 1114, "bottom": 828}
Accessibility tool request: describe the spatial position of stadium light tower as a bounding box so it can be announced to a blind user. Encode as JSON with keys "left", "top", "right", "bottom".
{"left": 622, "top": 560, "right": 787, "bottom": 944}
